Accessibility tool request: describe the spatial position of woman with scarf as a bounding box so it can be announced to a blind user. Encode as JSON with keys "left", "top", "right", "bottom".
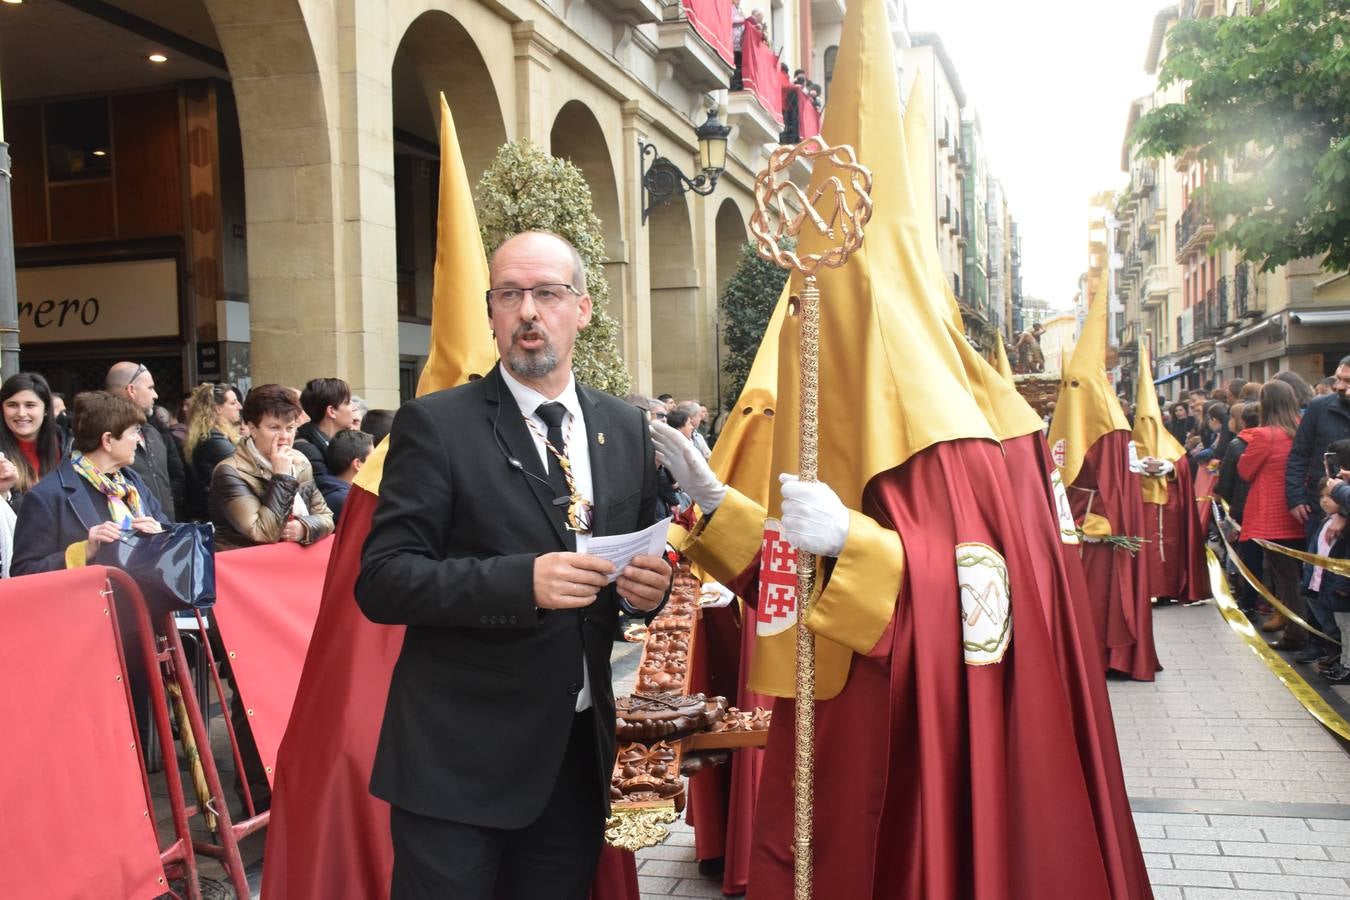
{"left": 209, "top": 383, "right": 333, "bottom": 551}
{"left": 11, "top": 391, "right": 169, "bottom": 574}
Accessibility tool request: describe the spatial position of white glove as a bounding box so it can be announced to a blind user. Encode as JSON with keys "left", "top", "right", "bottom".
{"left": 779, "top": 473, "right": 849, "bottom": 557}
{"left": 650, "top": 421, "right": 727, "bottom": 512}
{"left": 1141, "top": 457, "right": 1175, "bottom": 477}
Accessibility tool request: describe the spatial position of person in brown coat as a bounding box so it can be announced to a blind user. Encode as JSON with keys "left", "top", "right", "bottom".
{"left": 210, "top": 383, "right": 334, "bottom": 551}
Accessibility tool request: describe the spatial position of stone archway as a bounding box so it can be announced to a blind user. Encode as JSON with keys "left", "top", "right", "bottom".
{"left": 393, "top": 10, "right": 508, "bottom": 189}
{"left": 389, "top": 9, "right": 509, "bottom": 386}
{"left": 712, "top": 198, "right": 749, "bottom": 406}
{"left": 201, "top": 0, "right": 340, "bottom": 390}
{"left": 648, "top": 192, "right": 698, "bottom": 400}
{"left": 550, "top": 100, "right": 624, "bottom": 329}
{"left": 713, "top": 198, "right": 748, "bottom": 298}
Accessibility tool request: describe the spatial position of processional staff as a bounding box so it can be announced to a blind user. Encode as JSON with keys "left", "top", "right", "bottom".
{"left": 748, "top": 137, "right": 873, "bottom": 900}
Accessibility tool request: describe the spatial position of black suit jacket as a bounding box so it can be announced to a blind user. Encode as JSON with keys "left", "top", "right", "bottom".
{"left": 356, "top": 364, "right": 661, "bottom": 829}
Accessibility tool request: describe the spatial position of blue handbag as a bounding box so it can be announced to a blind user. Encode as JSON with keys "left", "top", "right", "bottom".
{"left": 101, "top": 523, "right": 216, "bottom": 615}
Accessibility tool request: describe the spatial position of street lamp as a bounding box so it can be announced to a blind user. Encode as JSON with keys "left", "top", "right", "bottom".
{"left": 640, "top": 108, "right": 731, "bottom": 224}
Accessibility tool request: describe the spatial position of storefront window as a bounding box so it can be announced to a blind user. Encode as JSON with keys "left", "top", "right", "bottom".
{"left": 45, "top": 98, "right": 112, "bottom": 182}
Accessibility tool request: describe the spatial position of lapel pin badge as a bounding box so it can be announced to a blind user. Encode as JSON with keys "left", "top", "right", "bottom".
{"left": 597, "top": 432, "right": 606, "bottom": 445}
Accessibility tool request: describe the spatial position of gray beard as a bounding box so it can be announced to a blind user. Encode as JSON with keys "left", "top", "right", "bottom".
{"left": 507, "top": 343, "right": 559, "bottom": 379}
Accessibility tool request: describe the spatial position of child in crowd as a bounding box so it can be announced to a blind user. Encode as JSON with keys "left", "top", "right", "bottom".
{"left": 1301, "top": 477, "right": 1347, "bottom": 673}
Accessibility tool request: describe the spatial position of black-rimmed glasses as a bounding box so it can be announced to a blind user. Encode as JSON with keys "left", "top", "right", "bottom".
{"left": 485, "top": 284, "right": 581, "bottom": 310}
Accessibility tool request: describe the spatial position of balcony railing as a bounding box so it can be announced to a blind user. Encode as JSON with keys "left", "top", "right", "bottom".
{"left": 1193, "top": 278, "right": 1231, "bottom": 341}
{"left": 1175, "top": 195, "right": 1215, "bottom": 259}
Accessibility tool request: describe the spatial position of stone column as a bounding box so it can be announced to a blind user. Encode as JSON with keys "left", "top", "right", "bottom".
{"left": 621, "top": 100, "right": 654, "bottom": 392}
{"left": 512, "top": 23, "right": 559, "bottom": 145}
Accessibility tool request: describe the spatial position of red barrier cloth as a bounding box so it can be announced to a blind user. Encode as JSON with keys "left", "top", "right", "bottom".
{"left": 683, "top": 0, "right": 733, "bottom": 65}
{"left": 262, "top": 486, "right": 639, "bottom": 900}
{"left": 1141, "top": 463, "right": 1210, "bottom": 602}
{"left": 795, "top": 87, "right": 821, "bottom": 139}
{"left": 211, "top": 537, "right": 333, "bottom": 781}
{"left": 683, "top": 600, "right": 767, "bottom": 896}
{"left": 0, "top": 567, "right": 165, "bottom": 900}
{"left": 738, "top": 26, "right": 783, "bottom": 123}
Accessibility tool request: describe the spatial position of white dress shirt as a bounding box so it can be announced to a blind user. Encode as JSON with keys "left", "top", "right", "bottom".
{"left": 499, "top": 366, "right": 594, "bottom": 712}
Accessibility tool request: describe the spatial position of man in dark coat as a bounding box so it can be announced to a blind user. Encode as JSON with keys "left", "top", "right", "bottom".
{"left": 355, "top": 231, "right": 672, "bottom": 900}
{"left": 1286, "top": 356, "right": 1350, "bottom": 530}
{"left": 106, "top": 361, "right": 182, "bottom": 518}
{"left": 294, "top": 377, "right": 358, "bottom": 477}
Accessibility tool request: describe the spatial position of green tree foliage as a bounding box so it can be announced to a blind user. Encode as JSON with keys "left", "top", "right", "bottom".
{"left": 1133, "top": 0, "right": 1350, "bottom": 271}
{"left": 719, "top": 240, "right": 791, "bottom": 409}
{"left": 476, "top": 140, "right": 632, "bottom": 396}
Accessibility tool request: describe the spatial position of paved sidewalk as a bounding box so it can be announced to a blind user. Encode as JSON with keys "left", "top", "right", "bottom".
{"left": 633, "top": 601, "right": 1350, "bottom": 899}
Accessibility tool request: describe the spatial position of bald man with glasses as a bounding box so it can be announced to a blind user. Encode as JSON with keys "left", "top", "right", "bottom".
{"left": 357, "top": 231, "right": 672, "bottom": 899}
{"left": 106, "top": 361, "right": 184, "bottom": 518}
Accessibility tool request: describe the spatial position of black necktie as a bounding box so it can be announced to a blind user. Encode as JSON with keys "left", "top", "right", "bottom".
{"left": 535, "top": 402, "right": 571, "bottom": 511}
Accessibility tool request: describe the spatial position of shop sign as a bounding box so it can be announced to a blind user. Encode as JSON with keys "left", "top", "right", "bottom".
{"left": 16, "top": 259, "right": 179, "bottom": 344}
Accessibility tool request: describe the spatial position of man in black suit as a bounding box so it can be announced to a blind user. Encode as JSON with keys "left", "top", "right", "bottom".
{"left": 356, "top": 230, "right": 673, "bottom": 899}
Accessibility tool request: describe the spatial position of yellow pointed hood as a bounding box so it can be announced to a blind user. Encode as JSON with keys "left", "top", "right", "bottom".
{"left": 709, "top": 285, "right": 789, "bottom": 511}
{"left": 994, "top": 336, "right": 1015, "bottom": 385}
{"left": 1133, "top": 338, "right": 1186, "bottom": 504}
{"left": 769, "top": 0, "right": 1039, "bottom": 516}
{"left": 1046, "top": 275, "right": 1130, "bottom": 487}
{"left": 356, "top": 95, "right": 497, "bottom": 493}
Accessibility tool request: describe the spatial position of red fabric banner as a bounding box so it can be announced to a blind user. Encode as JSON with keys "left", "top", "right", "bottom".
{"left": 211, "top": 538, "right": 333, "bottom": 782}
{"left": 795, "top": 86, "right": 821, "bottom": 139}
{"left": 739, "top": 25, "right": 783, "bottom": 123}
{"left": 0, "top": 567, "right": 165, "bottom": 900}
{"left": 683, "top": 0, "right": 733, "bottom": 65}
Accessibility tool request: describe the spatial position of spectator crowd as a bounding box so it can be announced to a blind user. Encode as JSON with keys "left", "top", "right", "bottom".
{"left": 0, "top": 366, "right": 397, "bottom": 575}
{"left": 1146, "top": 361, "right": 1350, "bottom": 684}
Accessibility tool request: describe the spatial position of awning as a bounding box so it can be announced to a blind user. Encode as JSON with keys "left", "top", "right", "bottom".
{"left": 1217, "top": 315, "right": 1280, "bottom": 349}
{"left": 1289, "top": 309, "right": 1350, "bottom": 327}
{"left": 1154, "top": 367, "right": 1193, "bottom": 385}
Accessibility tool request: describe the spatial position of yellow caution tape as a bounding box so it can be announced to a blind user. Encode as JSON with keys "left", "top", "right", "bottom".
{"left": 1209, "top": 503, "right": 1339, "bottom": 644}
{"left": 1206, "top": 548, "right": 1350, "bottom": 741}
{"left": 1253, "top": 537, "right": 1350, "bottom": 578}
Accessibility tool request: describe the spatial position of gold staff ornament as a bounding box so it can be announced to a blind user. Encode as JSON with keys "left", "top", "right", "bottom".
{"left": 749, "top": 136, "right": 873, "bottom": 900}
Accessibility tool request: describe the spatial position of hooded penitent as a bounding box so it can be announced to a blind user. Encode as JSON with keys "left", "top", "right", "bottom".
{"left": 678, "top": 0, "right": 1152, "bottom": 895}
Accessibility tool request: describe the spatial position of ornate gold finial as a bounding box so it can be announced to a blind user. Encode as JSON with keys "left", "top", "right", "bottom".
{"left": 748, "top": 137, "right": 874, "bottom": 279}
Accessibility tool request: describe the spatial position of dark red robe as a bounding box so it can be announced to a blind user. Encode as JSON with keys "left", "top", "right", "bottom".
{"left": 743, "top": 435, "right": 1152, "bottom": 898}
{"left": 262, "top": 485, "right": 639, "bottom": 900}
{"left": 1141, "top": 462, "right": 1209, "bottom": 602}
{"left": 685, "top": 600, "right": 770, "bottom": 896}
{"left": 1065, "top": 432, "right": 1160, "bottom": 681}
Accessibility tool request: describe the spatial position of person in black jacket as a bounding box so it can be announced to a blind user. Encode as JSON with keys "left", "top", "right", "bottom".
{"left": 183, "top": 382, "right": 243, "bottom": 520}
{"left": 1286, "top": 357, "right": 1350, "bottom": 531}
{"left": 1218, "top": 402, "right": 1262, "bottom": 612}
{"left": 294, "top": 377, "right": 358, "bottom": 477}
{"left": 105, "top": 362, "right": 183, "bottom": 519}
{"left": 356, "top": 231, "right": 671, "bottom": 900}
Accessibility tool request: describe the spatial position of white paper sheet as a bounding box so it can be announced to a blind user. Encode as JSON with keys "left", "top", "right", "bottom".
{"left": 587, "top": 516, "right": 672, "bottom": 582}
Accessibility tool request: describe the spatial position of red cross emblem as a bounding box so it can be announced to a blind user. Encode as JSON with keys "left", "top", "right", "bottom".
{"left": 757, "top": 520, "right": 798, "bottom": 637}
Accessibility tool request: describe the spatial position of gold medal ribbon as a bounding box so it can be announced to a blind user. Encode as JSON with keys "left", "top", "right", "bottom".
{"left": 523, "top": 414, "right": 594, "bottom": 534}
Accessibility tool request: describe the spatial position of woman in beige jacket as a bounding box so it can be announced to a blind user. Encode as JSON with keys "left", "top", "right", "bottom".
{"left": 210, "top": 383, "right": 334, "bottom": 551}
